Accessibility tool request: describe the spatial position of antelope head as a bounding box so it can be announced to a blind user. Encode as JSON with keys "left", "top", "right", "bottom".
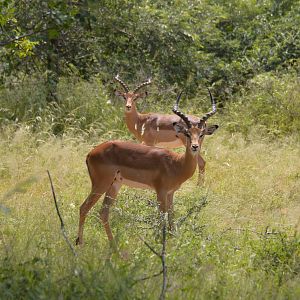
{"left": 172, "top": 89, "right": 219, "bottom": 155}
{"left": 114, "top": 75, "right": 151, "bottom": 112}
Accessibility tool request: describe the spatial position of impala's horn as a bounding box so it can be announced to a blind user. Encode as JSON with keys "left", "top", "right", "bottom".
{"left": 172, "top": 91, "right": 192, "bottom": 128}
{"left": 114, "top": 74, "right": 130, "bottom": 92}
{"left": 198, "top": 88, "right": 217, "bottom": 125}
{"left": 133, "top": 78, "right": 152, "bottom": 93}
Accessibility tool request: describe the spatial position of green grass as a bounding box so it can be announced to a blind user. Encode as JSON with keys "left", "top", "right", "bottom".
{"left": 0, "top": 126, "right": 299, "bottom": 299}
{"left": 0, "top": 70, "right": 299, "bottom": 298}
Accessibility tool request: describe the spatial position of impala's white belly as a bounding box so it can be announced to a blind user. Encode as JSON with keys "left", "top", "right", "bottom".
{"left": 122, "top": 178, "right": 153, "bottom": 190}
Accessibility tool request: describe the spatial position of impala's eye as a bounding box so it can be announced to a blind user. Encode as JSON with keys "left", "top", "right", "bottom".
{"left": 185, "top": 131, "right": 191, "bottom": 138}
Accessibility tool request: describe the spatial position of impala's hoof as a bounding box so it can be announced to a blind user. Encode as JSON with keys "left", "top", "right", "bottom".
{"left": 75, "top": 237, "right": 82, "bottom": 246}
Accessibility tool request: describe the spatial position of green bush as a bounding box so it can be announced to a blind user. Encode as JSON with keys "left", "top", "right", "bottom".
{"left": 1, "top": 70, "right": 299, "bottom": 140}
{"left": 224, "top": 71, "right": 300, "bottom": 138}
{"left": 0, "top": 75, "right": 126, "bottom": 140}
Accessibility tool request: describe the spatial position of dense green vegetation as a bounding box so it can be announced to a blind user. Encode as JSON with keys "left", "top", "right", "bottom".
{"left": 1, "top": 0, "right": 300, "bottom": 299}
{"left": 1, "top": 0, "right": 300, "bottom": 97}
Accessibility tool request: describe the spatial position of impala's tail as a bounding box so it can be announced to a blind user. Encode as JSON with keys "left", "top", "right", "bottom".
{"left": 86, "top": 154, "right": 93, "bottom": 181}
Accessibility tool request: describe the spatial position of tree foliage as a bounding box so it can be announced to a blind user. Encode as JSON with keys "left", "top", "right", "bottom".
{"left": 0, "top": 0, "right": 299, "bottom": 100}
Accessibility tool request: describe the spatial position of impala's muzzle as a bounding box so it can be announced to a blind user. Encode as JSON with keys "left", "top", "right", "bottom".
{"left": 191, "top": 144, "right": 199, "bottom": 152}
{"left": 126, "top": 105, "right": 132, "bottom": 111}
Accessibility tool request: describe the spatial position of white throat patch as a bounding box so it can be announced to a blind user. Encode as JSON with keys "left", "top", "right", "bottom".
{"left": 141, "top": 123, "right": 146, "bottom": 136}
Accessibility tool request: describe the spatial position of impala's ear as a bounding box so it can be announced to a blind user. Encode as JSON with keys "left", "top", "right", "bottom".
{"left": 115, "top": 90, "right": 126, "bottom": 99}
{"left": 205, "top": 125, "right": 219, "bottom": 135}
{"left": 173, "top": 122, "right": 186, "bottom": 134}
{"left": 135, "top": 91, "right": 148, "bottom": 100}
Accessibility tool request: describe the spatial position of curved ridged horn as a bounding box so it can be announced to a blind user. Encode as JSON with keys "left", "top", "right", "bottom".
{"left": 133, "top": 78, "right": 152, "bottom": 93}
{"left": 198, "top": 88, "right": 217, "bottom": 124}
{"left": 114, "top": 74, "right": 129, "bottom": 92}
{"left": 172, "top": 91, "right": 192, "bottom": 128}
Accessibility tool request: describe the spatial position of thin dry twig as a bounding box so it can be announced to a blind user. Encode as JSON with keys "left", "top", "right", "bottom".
{"left": 139, "top": 195, "right": 209, "bottom": 298}
{"left": 137, "top": 214, "right": 168, "bottom": 299}
{"left": 47, "top": 170, "right": 77, "bottom": 257}
{"left": 176, "top": 195, "right": 208, "bottom": 229}
{"left": 160, "top": 219, "right": 167, "bottom": 300}
{"left": 0, "top": 27, "right": 53, "bottom": 46}
{"left": 139, "top": 236, "right": 161, "bottom": 258}
{"left": 131, "top": 270, "right": 163, "bottom": 286}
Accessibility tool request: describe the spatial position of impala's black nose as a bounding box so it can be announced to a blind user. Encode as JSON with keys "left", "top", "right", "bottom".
{"left": 191, "top": 144, "right": 199, "bottom": 152}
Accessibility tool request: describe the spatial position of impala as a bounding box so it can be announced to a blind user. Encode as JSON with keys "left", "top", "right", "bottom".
{"left": 76, "top": 94, "right": 218, "bottom": 244}
{"left": 114, "top": 75, "right": 215, "bottom": 184}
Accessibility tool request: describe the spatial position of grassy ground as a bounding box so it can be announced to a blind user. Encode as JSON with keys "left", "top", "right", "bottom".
{"left": 0, "top": 126, "right": 299, "bottom": 299}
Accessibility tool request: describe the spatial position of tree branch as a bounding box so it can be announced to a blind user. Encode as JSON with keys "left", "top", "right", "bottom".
{"left": 0, "top": 27, "right": 53, "bottom": 46}
{"left": 47, "top": 170, "right": 77, "bottom": 257}
{"left": 131, "top": 270, "right": 163, "bottom": 286}
{"left": 139, "top": 236, "right": 161, "bottom": 258}
{"left": 159, "top": 219, "right": 167, "bottom": 300}
{"left": 138, "top": 213, "right": 168, "bottom": 299}
{"left": 176, "top": 195, "right": 208, "bottom": 229}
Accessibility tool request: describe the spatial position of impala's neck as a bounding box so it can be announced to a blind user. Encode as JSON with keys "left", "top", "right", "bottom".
{"left": 125, "top": 104, "right": 141, "bottom": 137}
{"left": 178, "top": 143, "right": 198, "bottom": 182}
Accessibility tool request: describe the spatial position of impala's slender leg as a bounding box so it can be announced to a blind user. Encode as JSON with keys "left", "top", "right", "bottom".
{"left": 76, "top": 189, "right": 103, "bottom": 245}
{"left": 157, "top": 191, "right": 175, "bottom": 232}
{"left": 197, "top": 154, "right": 206, "bottom": 185}
{"left": 157, "top": 190, "right": 168, "bottom": 213}
{"left": 76, "top": 173, "right": 116, "bottom": 246}
{"left": 157, "top": 190, "right": 171, "bottom": 232}
{"left": 100, "top": 171, "right": 123, "bottom": 241}
{"left": 167, "top": 192, "right": 175, "bottom": 231}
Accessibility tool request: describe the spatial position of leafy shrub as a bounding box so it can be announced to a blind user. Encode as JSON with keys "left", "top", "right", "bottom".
{"left": 1, "top": 71, "right": 300, "bottom": 141}
{"left": 0, "top": 75, "right": 127, "bottom": 140}
{"left": 0, "top": 257, "right": 47, "bottom": 299}
{"left": 250, "top": 231, "right": 300, "bottom": 284}
{"left": 224, "top": 71, "right": 300, "bottom": 138}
